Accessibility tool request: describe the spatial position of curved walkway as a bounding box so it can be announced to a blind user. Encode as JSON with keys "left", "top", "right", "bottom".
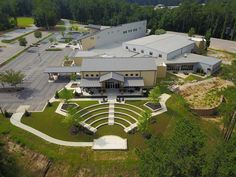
{"left": 10, "top": 106, "right": 93, "bottom": 147}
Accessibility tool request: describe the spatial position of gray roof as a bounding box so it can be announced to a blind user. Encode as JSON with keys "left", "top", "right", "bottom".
{"left": 155, "top": 53, "right": 221, "bottom": 66}
{"left": 44, "top": 66, "right": 80, "bottom": 73}
{"left": 124, "top": 78, "right": 144, "bottom": 87}
{"left": 81, "top": 57, "right": 157, "bottom": 72}
{"left": 80, "top": 78, "right": 101, "bottom": 87}
{"left": 124, "top": 34, "right": 195, "bottom": 54}
{"left": 100, "top": 72, "right": 124, "bottom": 82}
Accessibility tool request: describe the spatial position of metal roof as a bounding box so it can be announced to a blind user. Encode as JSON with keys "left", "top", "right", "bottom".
{"left": 80, "top": 78, "right": 101, "bottom": 87}
{"left": 124, "top": 78, "right": 144, "bottom": 87}
{"left": 81, "top": 57, "right": 157, "bottom": 72}
{"left": 44, "top": 66, "right": 81, "bottom": 73}
{"left": 155, "top": 53, "right": 221, "bottom": 66}
{"left": 124, "top": 34, "right": 195, "bottom": 54}
{"left": 100, "top": 72, "right": 124, "bottom": 82}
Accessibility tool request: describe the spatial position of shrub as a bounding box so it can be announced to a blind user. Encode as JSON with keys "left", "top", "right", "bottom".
{"left": 47, "top": 101, "right": 52, "bottom": 107}
{"left": 24, "top": 110, "right": 31, "bottom": 117}
{"left": 55, "top": 91, "right": 59, "bottom": 99}
{"left": 4, "top": 110, "right": 12, "bottom": 118}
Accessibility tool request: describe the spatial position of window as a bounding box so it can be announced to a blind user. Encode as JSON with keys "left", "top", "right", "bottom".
{"left": 91, "top": 74, "right": 94, "bottom": 77}
{"left": 133, "top": 48, "right": 136, "bottom": 51}
{"left": 128, "top": 29, "right": 132, "bottom": 33}
{"left": 125, "top": 74, "right": 128, "bottom": 76}
{"left": 130, "top": 74, "right": 134, "bottom": 76}
{"left": 133, "top": 28, "right": 137, "bottom": 32}
{"left": 149, "top": 52, "right": 153, "bottom": 55}
{"left": 126, "top": 46, "right": 128, "bottom": 49}
{"left": 141, "top": 50, "right": 144, "bottom": 53}
{"left": 123, "top": 31, "right": 127, "bottom": 34}
{"left": 135, "top": 74, "right": 139, "bottom": 76}
{"left": 159, "top": 54, "right": 162, "bottom": 58}
{"left": 96, "top": 74, "right": 99, "bottom": 77}
{"left": 85, "top": 74, "right": 89, "bottom": 77}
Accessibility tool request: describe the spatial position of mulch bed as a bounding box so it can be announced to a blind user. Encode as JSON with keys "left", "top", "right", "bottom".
{"left": 145, "top": 102, "right": 162, "bottom": 112}
{"left": 61, "top": 103, "right": 78, "bottom": 112}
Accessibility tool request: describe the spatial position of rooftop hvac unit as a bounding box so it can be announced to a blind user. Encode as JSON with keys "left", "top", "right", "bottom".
{"left": 184, "top": 53, "right": 188, "bottom": 58}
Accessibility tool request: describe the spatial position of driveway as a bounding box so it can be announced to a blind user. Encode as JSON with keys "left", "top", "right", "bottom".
{"left": 0, "top": 36, "right": 72, "bottom": 112}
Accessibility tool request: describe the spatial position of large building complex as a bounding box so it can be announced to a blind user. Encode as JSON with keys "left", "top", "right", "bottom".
{"left": 45, "top": 20, "right": 222, "bottom": 91}
{"left": 123, "top": 34, "right": 195, "bottom": 59}
{"left": 80, "top": 20, "right": 147, "bottom": 50}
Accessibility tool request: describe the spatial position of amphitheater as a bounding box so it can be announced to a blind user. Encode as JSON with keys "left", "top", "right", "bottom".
{"left": 76, "top": 101, "right": 145, "bottom": 133}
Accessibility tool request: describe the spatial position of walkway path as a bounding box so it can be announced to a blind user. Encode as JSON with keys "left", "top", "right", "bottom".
{"left": 10, "top": 105, "right": 93, "bottom": 147}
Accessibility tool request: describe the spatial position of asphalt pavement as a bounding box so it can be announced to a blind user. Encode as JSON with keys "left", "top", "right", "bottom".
{"left": 0, "top": 36, "right": 72, "bottom": 112}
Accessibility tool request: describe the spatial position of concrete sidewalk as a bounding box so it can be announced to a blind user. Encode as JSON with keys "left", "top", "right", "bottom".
{"left": 10, "top": 105, "right": 93, "bottom": 147}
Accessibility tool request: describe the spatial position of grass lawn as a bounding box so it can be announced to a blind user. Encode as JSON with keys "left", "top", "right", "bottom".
{"left": 17, "top": 17, "right": 34, "bottom": 27}
{"left": 0, "top": 91, "right": 224, "bottom": 176}
{"left": 184, "top": 74, "right": 204, "bottom": 82}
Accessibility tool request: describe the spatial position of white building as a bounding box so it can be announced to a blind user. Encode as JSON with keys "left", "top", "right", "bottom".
{"left": 123, "top": 34, "right": 195, "bottom": 59}
{"left": 95, "top": 20, "right": 147, "bottom": 47}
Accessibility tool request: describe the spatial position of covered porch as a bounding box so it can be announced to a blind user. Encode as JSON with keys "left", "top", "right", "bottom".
{"left": 80, "top": 72, "right": 145, "bottom": 96}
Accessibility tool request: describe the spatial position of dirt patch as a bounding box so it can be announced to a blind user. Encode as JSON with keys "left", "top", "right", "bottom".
{"left": 6, "top": 140, "right": 51, "bottom": 177}
{"left": 207, "top": 49, "right": 236, "bottom": 65}
{"left": 178, "top": 77, "right": 234, "bottom": 109}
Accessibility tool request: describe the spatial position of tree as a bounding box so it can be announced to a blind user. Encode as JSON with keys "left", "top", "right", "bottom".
{"left": 218, "top": 87, "right": 236, "bottom": 141}
{"left": 155, "top": 28, "right": 166, "bottom": 35}
{"left": 70, "top": 73, "right": 77, "bottom": 81}
{"left": 188, "top": 27, "right": 196, "bottom": 37}
{"left": 136, "top": 118, "right": 205, "bottom": 177}
{"left": 148, "top": 86, "right": 161, "bottom": 105}
{"left": 205, "top": 29, "right": 212, "bottom": 50}
{"left": 63, "top": 106, "right": 82, "bottom": 126}
{"left": 49, "top": 37, "right": 54, "bottom": 44}
{"left": 203, "top": 135, "right": 236, "bottom": 177}
{"left": 59, "top": 88, "right": 74, "bottom": 103}
{"left": 34, "top": 31, "right": 42, "bottom": 38}
{"left": 138, "top": 110, "right": 152, "bottom": 138}
{"left": 18, "top": 37, "right": 27, "bottom": 47}
{"left": 0, "top": 70, "right": 25, "bottom": 88}
{"left": 64, "top": 55, "right": 69, "bottom": 61}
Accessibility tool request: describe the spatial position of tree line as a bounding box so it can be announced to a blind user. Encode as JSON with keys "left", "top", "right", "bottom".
{"left": 0, "top": 0, "right": 235, "bottom": 40}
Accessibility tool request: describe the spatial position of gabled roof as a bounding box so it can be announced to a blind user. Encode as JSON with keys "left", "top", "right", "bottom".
{"left": 81, "top": 57, "right": 157, "bottom": 72}
{"left": 100, "top": 72, "right": 124, "bottom": 82}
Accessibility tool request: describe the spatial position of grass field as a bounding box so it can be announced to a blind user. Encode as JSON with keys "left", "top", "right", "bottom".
{"left": 0, "top": 92, "right": 223, "bottom": 176}
{"left": 17, "top": 17, "right": 34, "bottom": 27}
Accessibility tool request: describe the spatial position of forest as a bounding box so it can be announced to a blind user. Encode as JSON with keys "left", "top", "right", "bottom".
{"left": 0, "top": 0, "right": 236, "bottom": 40}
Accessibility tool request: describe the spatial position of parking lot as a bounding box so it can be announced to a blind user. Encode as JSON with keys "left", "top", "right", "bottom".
{"left": 0, "top": 37, "right": 72, "bottom": 112}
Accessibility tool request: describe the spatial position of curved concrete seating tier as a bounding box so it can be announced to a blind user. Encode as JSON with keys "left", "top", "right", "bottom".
{"left": 76, "top": 103, "right": 109, "bottom": 115}
{"left": 114, "top": 112, "right": 138, "bottom": 123}
{"left": 83, "top": 112, "right": 109, "bottom": 124}
{"left": 95, "top": 122, "right": 127, "bottom": 130}
{"left": 81, "top": 107, "right": 109, "bottom": 117}
{"left": 115, "top": 106, "right": 142, "bottom": 117}
{"left": 114, "top": 117, "right": 132, "bottom": 126}
{"left": 90, "top": 117, "right": 108, "bottom": 126}
{"left": 116, "top": 103, "right": 144, "bottom": 112}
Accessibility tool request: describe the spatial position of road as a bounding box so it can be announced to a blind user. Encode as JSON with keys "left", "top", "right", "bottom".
{"left": 0, "top": 36, "right": 72, "bottom": 112}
